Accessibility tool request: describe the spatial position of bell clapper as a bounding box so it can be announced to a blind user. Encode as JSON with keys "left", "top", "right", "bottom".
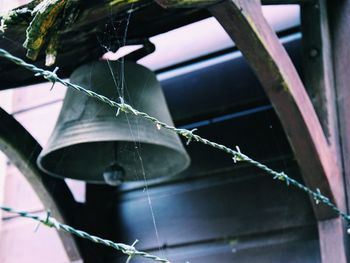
{"left": 103, "top": 142, "right": 125, "bottom": 186}
{"left": 103, "top": 163, "right": 125, "bottom": 186}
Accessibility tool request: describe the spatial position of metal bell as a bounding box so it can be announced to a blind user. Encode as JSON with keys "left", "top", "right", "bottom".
{"left": 37, "top": 60, "right": 190, "bottom": 184}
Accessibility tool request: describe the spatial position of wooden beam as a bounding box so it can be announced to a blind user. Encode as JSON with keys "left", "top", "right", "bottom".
{"left": 155, "top": 0, "right": 313, "bottom": 8}
{"left": 209, "top": 0, "right": 344, "bottom": 220}
{"left": 329, "top": 0, "right": 350, "bottom": 224}
{"left": 301, "top": 1, "right": 348, "bottom": 261}
{"left": 318, "top": 218, "right": 348, "bottom": 263}
{"left": 301, "top": 0, "right": 339, "bottom": 153}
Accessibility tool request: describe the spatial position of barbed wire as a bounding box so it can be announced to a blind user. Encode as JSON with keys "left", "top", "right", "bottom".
{"left": 0, "top": 48, "right": 350, "bottom": 256}
{"left": 0, "top": 206, "right": 170, "bottom": 263}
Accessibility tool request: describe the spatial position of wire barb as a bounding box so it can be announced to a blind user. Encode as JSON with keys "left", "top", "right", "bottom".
{"left": 116, "top": 97, "right": 138, "bottom": 116}
{"left": 43, "top": 210, "right": 60, "bottom": 230}
{"left": 179, "top": 128, "right": 198, "bottom": 145}
{"left": 125, "top": 239, "right": 138, "bottom": 263}
{"left": 0, "top": 206, "right": 171, "bottom": 262}
{"left": 34, "top": 67, "right": 59, "bottom": 90}
{"left": 232, "top": 146, "right": 245, "bottom": 163}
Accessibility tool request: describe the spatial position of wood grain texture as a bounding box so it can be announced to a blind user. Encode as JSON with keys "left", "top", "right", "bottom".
{"left": 329, "top": 2, "right": 350, "bottom": 258}
{"left": 0, "top": 0, "right": 303, "bottom": 89}
{"left": 301, "top": 0, "right": 340, "bottom": 156}
{"left": 209, "top": 0, "right": 344, "bottom": 220}
{"left": 301, "top": 1, "right": 348, "bottom": 262}
{"left": 0, "top": 1, "right": 210, "bottom": 89}
{"left": 329, "top": 0, "right": 350, "bottom": 218}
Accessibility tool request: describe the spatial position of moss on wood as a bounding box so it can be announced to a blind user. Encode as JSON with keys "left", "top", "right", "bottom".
{"left": 2, "top": 0, "right": 145, "bottom": 64}
{"left": 23, "top": 0, "right": 67, "bottom": 60}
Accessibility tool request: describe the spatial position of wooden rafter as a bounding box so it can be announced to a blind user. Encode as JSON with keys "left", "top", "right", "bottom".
{"left": 0, "top": 0, "right": 312, "bottom": 90}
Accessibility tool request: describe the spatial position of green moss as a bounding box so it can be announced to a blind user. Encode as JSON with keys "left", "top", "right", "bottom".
{"left": 23, "top": 0, "right": 67, "bottom": 60}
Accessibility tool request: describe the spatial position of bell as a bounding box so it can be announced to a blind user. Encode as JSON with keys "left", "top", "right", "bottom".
{"left": 37, "top": 60, "right": 190, "bottom": 184}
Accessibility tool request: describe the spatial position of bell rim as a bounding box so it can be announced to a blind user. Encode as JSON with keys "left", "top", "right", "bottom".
{"left": 37, "top": 117, "right": 190, "bottom": 183}
{"left": 37, "top": 140, "right": 190, "bottom": 183}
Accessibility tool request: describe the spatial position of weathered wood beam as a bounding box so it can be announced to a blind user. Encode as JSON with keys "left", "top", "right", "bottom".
{"left": 301, "top": 1, "right": 348, "bottom": 261}
{"left": 208, "top": 0, "right": 344, "bottom": 220}
{"left": 301, "top": 0, "right": 339, "bottom": 153}
{"left": 329, "top": 0, "right": 350, "bottom": 227}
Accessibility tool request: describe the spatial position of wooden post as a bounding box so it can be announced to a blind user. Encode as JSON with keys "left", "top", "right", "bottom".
{"left": 329, "top": 1, "right": 350, "bottom": 259}
{"left": 301, "top": 0, "right": 340, "bottom": 155}
{"left": 208, "top": 0, "right": 344, "bottom": 220}
{"left": 318, "top": 218, "right": 348, "bottom": 263}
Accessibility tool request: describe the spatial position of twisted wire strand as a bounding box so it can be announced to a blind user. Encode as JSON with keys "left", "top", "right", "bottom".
{"left": 0, "top": 206, "right": 170, "bottom": 263}
{"left": 0, "top": 48, "right": 349, "bottom": 225}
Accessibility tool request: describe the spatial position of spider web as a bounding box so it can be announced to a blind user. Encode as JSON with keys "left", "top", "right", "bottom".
{"left": 99, "top": 3, "right": 165, "bottom": 258}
